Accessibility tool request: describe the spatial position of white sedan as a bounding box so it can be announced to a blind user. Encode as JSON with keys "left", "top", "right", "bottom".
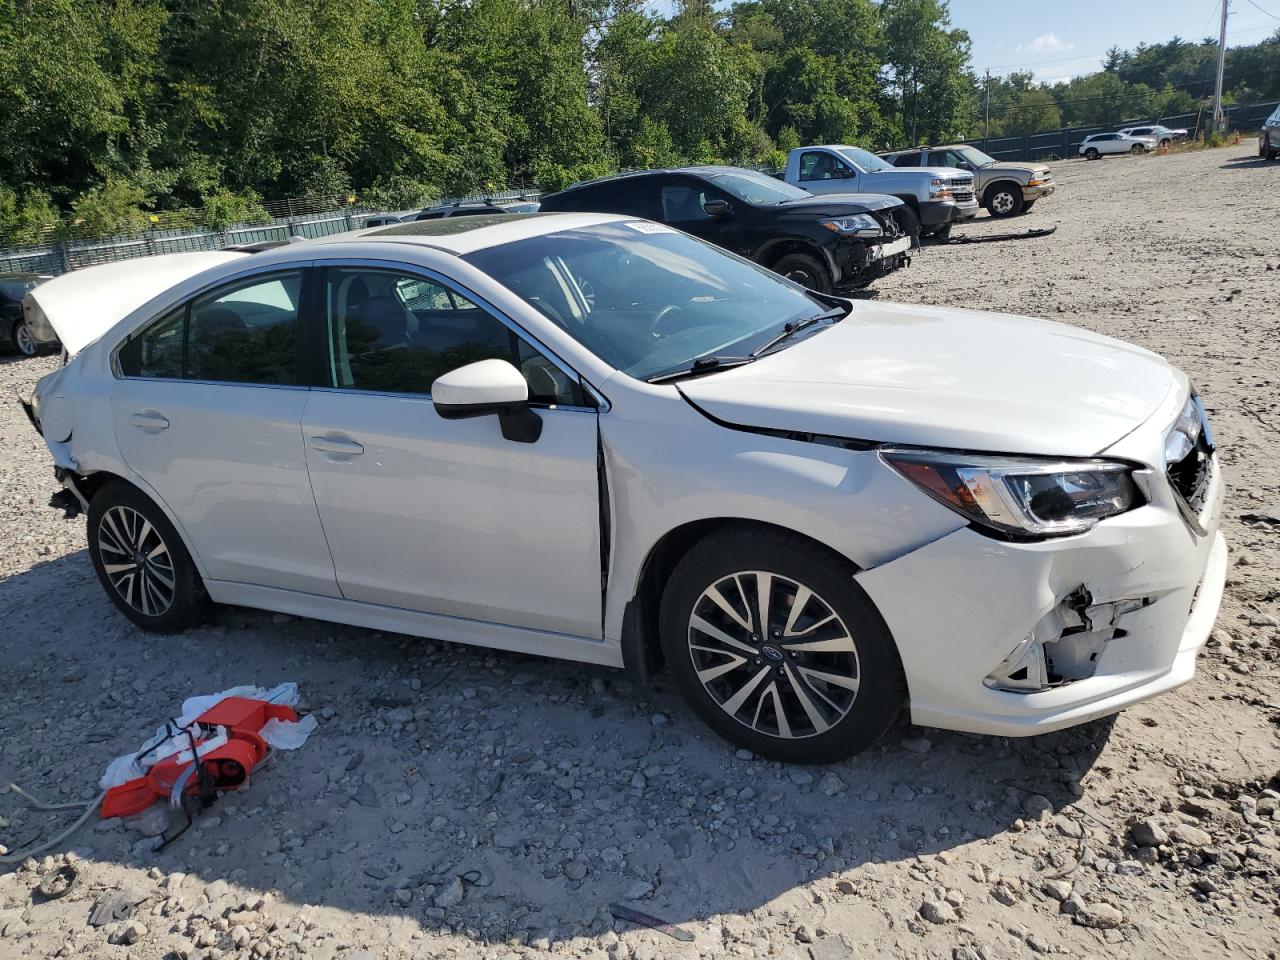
{"left": 1079, "top": 132, "right": 1159, "bottom": 159}
{"left": 21, "top": 213, "right": 1225, "bottom": 763}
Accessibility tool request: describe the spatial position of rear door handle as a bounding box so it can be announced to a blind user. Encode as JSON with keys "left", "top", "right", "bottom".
{"left": 130, "top": 412, "right": 169, "bottom": 432}
{"left": 310, "top": 435, "right": 364, "bottom": 456}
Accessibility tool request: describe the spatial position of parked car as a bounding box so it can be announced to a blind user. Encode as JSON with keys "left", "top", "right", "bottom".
{"left": 1118, "top": 124, "right": 1187, "bottom": 147}
{"left": 880, "top": 144, "right": 1053, "bottom": 218}
{"left": 1078, "top": 132, "right": 1157, "bottom": 159}
{"left": 1, "top": 272, "right": 54, "bottom": 356}
{"left": 539, "top": 166, "right": 911, "bottom": 294}
{"left": 21, "top": 214, "right": 1225, "bottom": 763}
{"left": 1260, "top": 104, "right": 1280, "bottom": 161}
{"left": 413, "top": 198, "right": 540, "bottom": 220}
{"left": 776, "top": 145, "right": 978, "bottom": 241}
{"left": 360, "top": 210, "right": 417, "bottom": 228}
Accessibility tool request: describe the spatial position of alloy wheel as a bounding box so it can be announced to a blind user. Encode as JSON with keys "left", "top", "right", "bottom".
{"left": 687, "top": 570, "right": 860, "bottom": 740}
{"left": 14, "top": 322, "right": 37, "bottom": 356}
{"left": 785, "top": 267, "right": 816, "bottom": 287}
{"left": 96, "top": 505, "right": 177, "bottom": 616}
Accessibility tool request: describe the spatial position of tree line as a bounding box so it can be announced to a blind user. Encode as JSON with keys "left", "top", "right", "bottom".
{"left": 1, "top": 0, "right": 1277, "bottom": 244}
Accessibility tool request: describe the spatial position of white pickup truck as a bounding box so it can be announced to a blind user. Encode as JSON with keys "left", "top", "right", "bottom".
{"left": 778, "top": 145, "right": 979, "bottom": 241}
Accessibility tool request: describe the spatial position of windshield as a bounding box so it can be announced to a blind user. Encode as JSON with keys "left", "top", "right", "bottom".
{"left": 838, "top": 147, "right": 893, "bottom": 173}
{"left": 704, "top": 170, "right": 809, "bottom": 205}
{"left": 463, "top": 222, "right": 829, "bottom": 381}
{"left": 955, "top": 146, "right": 996, "bottom": 167}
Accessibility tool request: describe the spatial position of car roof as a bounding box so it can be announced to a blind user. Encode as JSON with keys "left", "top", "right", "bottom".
{"left": 313, "top": 211, "right": 633, "bottom": 255}
{"left": 550, "top": 165, "right": 768, "bottom": 195}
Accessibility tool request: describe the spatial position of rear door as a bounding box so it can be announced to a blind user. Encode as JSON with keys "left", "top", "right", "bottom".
{"left": 300, "top": 263, "right": 602, "bottom": 637}
{"left": 112, "top": 266, "right": 340, "bottom": 596}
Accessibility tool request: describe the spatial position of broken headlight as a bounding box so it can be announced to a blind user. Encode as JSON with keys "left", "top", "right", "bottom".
{"left": 881, "top": 449, "right": 1141, "bottom": 539}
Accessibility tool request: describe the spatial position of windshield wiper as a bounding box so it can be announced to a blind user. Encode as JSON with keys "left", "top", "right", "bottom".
{"left": 648, "top": 355, "right": 754, "bottom": 384}
{"left": 750, "top": 305, "right": 847, "bottom": 358}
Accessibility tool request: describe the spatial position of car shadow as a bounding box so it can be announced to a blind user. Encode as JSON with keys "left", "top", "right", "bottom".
{"left": 0, "top": 548, "right": 1118, "bottom": 946}
{"left": 1220, "top": 154, "right": 1274, "bottom": 170}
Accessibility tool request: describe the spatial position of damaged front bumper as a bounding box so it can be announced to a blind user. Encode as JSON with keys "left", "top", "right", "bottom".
{"left": 856, "top": 453, "right": 1227, "bottom": 737}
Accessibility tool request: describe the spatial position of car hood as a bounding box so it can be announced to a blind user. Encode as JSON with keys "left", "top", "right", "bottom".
{"left": 776, "top": 194, "right": 904, "bottom": 215}
{"left": 23, "top": 250, "right": 247, "bottom": 355}
{"left": 863, "top": 165, "right": 971, "bottom": 183}
{"left": 985, "top": 162, "right": 1048, "bottom": 176}
{"left": 677, "top": 301, "right": 1180, "bottom": 458}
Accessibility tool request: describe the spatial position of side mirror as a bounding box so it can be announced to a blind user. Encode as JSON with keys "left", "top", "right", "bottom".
{"left": 702, "top": 198, "right": 731, "bottom": 218}
{"left": 837, "top": 166, "right": 856, "bottom": 179}
{"left": 956, "top": 161, "right": 973, "bottom": 171}
{"left": 432, "top": 359, "right": 542, "bottom": 443}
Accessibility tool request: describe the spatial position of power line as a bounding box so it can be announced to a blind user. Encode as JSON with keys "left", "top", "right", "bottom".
{"left": 1242, "top": 0, "right": 1280, "bottom": 19}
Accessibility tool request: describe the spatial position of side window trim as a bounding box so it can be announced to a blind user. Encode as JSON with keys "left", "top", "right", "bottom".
{"left": 113, "top": 260, "right": 316, "bottom": 385}
{"left": 310, "top": 258, "right": 601, "bottom": 411}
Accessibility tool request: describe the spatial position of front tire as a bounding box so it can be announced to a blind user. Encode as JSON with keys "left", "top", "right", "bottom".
{"left": 926, "top": 222, "right": 953, "bottom": 244}
{"left": 1130, "top": 143, "right": 1145, "bottom": 154}
{"left": 1084, "top": 148, "right": 1100, "bottom": 160}
{"left": 771, "top": 253, "right": 831, "bottom": 294}
{"left": 984, "top": 182, "right": 1024, "bottom": 218}
{"left": 659, "top": 526, "right": 906, "bottom": 763}
{"left": 88, "top": 482, "right": 208, "bottom": 632}
{"left": 12, "top": 320, "right": 38, "bottom": 357}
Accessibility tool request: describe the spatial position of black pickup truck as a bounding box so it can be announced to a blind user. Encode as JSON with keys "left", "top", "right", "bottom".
{"left": 538, "top": 166, "right": 913, "bottom": 293}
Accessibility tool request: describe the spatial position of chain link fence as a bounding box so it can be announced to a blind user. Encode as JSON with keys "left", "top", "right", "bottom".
{"left": 0, "top": 186, "right": 543, "bottom": 278}
{"left": 968, "top": 100, "right": 1279, "bottom": 163}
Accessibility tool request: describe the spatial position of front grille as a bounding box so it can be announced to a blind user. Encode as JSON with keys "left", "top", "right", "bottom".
{"left": 951, "top": 190, "right": 976, "bottom": 204}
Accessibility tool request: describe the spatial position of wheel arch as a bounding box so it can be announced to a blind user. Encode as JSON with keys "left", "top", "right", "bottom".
{"left": 983, "top": 179, "right": 1021, "bottom": 203}
{"left": 620, "top": 517, "right": 863, "bottom": 681}
{"left": 755, "top": 238, "right": 834, "bottom": 279}
{"left": 73, "top": 469, "right": 211, "bottom": 580}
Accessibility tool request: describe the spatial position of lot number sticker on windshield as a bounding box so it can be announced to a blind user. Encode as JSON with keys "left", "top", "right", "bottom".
{"left": 625, "top": 221, "right": 676, "bottom": 234}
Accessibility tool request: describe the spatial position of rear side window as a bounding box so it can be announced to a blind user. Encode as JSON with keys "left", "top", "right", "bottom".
{"left": 892, "top": 152, "right": 922, "bottom": 167}
{"left": 545, "top": 180, "right": 658, "bottom": 219}
{"left": 119, "top": 271, "right": 303, "bottom": 385}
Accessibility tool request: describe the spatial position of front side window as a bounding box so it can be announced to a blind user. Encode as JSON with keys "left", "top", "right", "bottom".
{"left": 119, "top": 271, "right": 302, "bottom": 385}
{"left": 324, "top": 267, "right": 582, "bottom": 405}
{"left": 463, "top": 221, "right": 828, "bottom": 382}
{"left": 661, "top": 183, "right": 712, "bottom": 221}
{"left": 799, "top": 151, "right": 847, "bottom": 181}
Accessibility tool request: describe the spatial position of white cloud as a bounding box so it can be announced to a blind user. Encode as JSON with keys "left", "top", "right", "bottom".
{"left": 1017, "top": 33, "right": 1075, "bottom": 55}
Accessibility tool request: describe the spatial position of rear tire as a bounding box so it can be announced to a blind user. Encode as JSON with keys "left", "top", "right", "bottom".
{"left": 771, "top": 253, "right": 831, "bottom": 294}
{"left": 659, "top": 526, "right": 906, "bottom": 764}
{"left": 984, "top": 182, "right": 1024, "bottom": 218}
{"left": 11, "top": 320, "right": 38, "bottom": 357}
{"left": 87, "top": 481, "right": 208, "bottom": 632}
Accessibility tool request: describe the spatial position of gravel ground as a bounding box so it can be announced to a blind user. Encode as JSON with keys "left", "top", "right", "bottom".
{"left": 1, "top": 143, "right": 1278, "bottom": 960}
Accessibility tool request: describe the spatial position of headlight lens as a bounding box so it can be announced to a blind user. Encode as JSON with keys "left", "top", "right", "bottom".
{"left": 881, "top": 448, "right": 1141, "bottom": 538}
{"left": 928, "top": 177, "right": 953, "bottom": 198}
{"left": 819, "top": 214, "right": 882, "bottom": 238}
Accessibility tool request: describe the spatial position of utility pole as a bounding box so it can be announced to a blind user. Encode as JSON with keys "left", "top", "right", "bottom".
{"left": 1212, "top": 0, "right": 1229, "bottom": 134}
{"left": 984, "top": 70, "right": 991, "bottom": 142}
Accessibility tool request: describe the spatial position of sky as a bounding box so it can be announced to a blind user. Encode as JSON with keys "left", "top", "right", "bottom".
{"left": 944, "top": 0, "right": 1279, "bottom": 83}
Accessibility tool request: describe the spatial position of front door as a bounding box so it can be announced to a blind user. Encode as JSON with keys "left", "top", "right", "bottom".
{"left": 300, "top": 265, "right": 602, "bottom": 638}
{"left": 112, "top": 268, "right": 341, "bottom": 597}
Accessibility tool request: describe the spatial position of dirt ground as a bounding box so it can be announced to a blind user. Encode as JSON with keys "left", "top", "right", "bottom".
{"left": 1, "top": 142, "right": 1278, "bottom": 960}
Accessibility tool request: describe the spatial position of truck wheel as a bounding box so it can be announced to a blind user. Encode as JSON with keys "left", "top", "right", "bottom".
{"left": 925, "top": 223, "right": 952, "bottom": 244}
{"left": 1084, "top": 148, "right": 1099, "bottom": 160}
{"left": 659, "top": 525, "right": 906, "bottom": 763}
{"left": 772, "top": 253, "right": 831, "bottom": 294}
{"left": 87, "top": 481, "right": 209, "bottom": 632}
{"left": 984, "top": 182, "right": 1024, "bottom": 218}
{"left": 894, "top": 206, "right": 922, "bottom": 248}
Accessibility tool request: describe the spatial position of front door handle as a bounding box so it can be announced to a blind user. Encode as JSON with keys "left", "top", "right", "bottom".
{"left": 310, "top": 435, "right": 365, "bottom": 456}
{"left": 130, "top": 412, "right": 169, "bottom": 432}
